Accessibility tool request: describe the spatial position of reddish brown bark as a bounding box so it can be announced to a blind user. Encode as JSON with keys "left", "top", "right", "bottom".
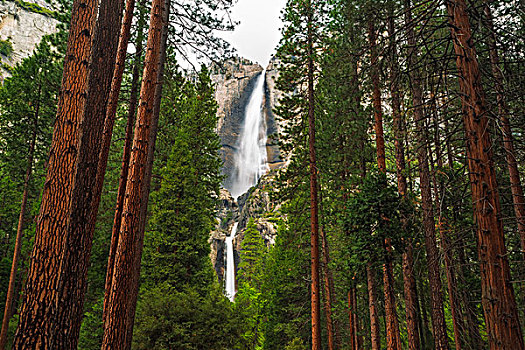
{"left": 59, "top": 0, "right": 124, "bottom": 343}
{"left": 306, "top": 1, "right": 321, "bottom": 349}
{"left": 102, "top": 0, "right": 144, "bottom": 327}
{"left": 445, "top": 1, "right": 524, "bottom": 348}
{"left": 124, "top": 2, "right": 169, "bottom": 347}
{"left": 369, "top": 17, "right": 401, "bottom": 350}
{"left": 320, "top": 226, "right": 336, "bottom": 350}
{"left": 101, "top": 0, "right": 167, "bottom": 347}
{"left": 367, "top": 264, "right": 381, "bottom": 350}
{"left": 0, "top": 84, "right": 41, "bottom": 350}
{"left": 484, "top": 3, "right": 525, "bottom": 255}
{"left": 348, "top": 288, "right": 356, "bottom": 350}
{"left": 12, "top": 1, "right": 99, "bottom": 348}
{"left": 404, "top": 2, "right": 449, "bottom": 349}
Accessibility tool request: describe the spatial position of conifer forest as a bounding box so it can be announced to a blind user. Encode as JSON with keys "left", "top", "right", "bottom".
{"left": 0, "top": 0, "right": 524, "bottom": 349}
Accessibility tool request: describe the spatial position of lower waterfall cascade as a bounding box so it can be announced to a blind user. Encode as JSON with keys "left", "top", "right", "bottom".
{"left": 224, "top": 71, "right": 270, "bottom": 301}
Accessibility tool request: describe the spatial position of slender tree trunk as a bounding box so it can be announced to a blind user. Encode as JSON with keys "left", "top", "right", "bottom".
{"left": 428, "top": 131, "right": 463, "bottom": 350}
{"left": 12, "top": 1, "right": 99, "bottom": 348}
{"left": 367, "top": 264, "right": 381, "bottom": 350}
{"left": 403, "top": 2, "right": 450, "bottom": 349}
{"left": 348, "top": 288, "right": 357, "bottom": 350}
{"left": 445, "top": 1, "right": 524, "bottom": 348}
{"left": 390, "top": 37, "right": 419, "bottom": 346}
{"left": 101, "top": 0, "right": 167, "bottom": 347}
{"left": 320, "top": 226, "right": 336, "bottom": 350}
{"left": 93, "top": 0, "right": 138, "bottom": 322}
{"left": 124, "top": 2, "right": 169, "bottom": 347}
{"left": 102, "top": 0, "right": 145, "bottom": 327}
{"left": 369, "top": 17, "right": 401, "bottom": 350}
{"left": 305, "top": 1, "right": 321, "bottom": 349}
{"left": 484, "top": 3, "right": 525, "bottom": 254}
{"left": 0, "top": 83, "right": 41, "bottom": 350}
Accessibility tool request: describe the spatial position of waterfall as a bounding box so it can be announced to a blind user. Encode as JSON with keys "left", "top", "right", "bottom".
{"left": 224, "top": 71, "right": 269, "bottom": 301}
{"left": 229, "top": 72, "right": 270, "bottom": 199}
{"left": 225, "top": 222, "right": 238, "bottom": 301}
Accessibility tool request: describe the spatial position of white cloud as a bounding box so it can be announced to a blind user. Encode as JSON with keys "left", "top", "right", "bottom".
{"left": 217, "top": 0, "right": 287, "bottom": 67}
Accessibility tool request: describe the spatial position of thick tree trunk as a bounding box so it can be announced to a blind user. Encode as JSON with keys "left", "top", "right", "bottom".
{"left": 0, "top": 84, "right": 40, "bottom": 349}
{"left": 367, "top": 264, "right": 381, "bottom": 350}
{"left": 306, "top": 1, "right": 321, "bottom": 349}
{"left": 445, "top": 1, "right": 524, "bottom": 348}
{"left": 484, "top": 3, "right": 525, "bottom": 255}
{"left": 100, "top": 0, "right": 167, "bottom": 347}
{"left": 58, "top": 0, "right": 124, "bottom": 342}
{"left": 102, "top": 0, "right": 145, "bottom": 327}
{"left": 12, "top": 1, "right": 99, "bottom": 348}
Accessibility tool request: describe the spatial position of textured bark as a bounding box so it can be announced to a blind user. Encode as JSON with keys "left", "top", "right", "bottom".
{"left": 484, "top": 3, "right": 525, "bottom": 255}
{"left": 445, "top": 1, "right": 524, "bottom": 348}
{"left": 369, "top": 17, "right": 401, "bottom": 350}
{"left": 404, "top": 2, "right": 449, "bottom": 349}
{"left": 367, "top": 264, "right": 381, "bottom": 350}
{"left": 0, "top": 84, "right": 40, "bottom": 350}
{"left": 59, "top": 0, "right": 124, "bottom": 342}
{"left": 12, "top": 1, "right": 99, "bottom": 348}
{"left": 100, "top": 0, "right": 166, "bottom": 347}
{"left": 124, "top": 2, "right": 169, "bottom": 347}
{"left": 102, "top": 0, "right": 144, "bottom": 327}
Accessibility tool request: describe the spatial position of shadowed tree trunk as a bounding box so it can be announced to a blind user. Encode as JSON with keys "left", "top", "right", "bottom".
{"left": 368, "top": 16, "right": 401, "bottom": 350}
{"left": 445, "top": 1, "right": 524, "bottom": 348}
{"left": 483, "top": 3, "right": 525, "bottom": 255}
{"left": 403, "top": 2, "right": 449, "bottom": 349}
{"left": 101, "top": 0, "right": 167, "bottom": 347}
{"left": 0, "top": 83, "right": 41, "bottom": 350}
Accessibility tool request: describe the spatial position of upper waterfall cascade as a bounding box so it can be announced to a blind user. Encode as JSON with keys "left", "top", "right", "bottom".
{"left": 224, "top": 71, "right": 270, "bottom": 302}
{"left": 229, "top": 72, "right": 270, "bottom": 199}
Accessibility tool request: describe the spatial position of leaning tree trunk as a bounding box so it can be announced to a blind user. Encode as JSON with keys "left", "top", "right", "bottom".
{"left": 403, "top": 2, "right": 449, "bottom": 349}
{"left": 445, "top": 1, "right": 524, "bottom": 348}
{"left": 102, "top": 0, "right": 145, "bottom": 327}
{"left": 12, "top": 1, "right": 99, "bottom": 348}
{"left": 0, "top": 83, "right": 41, "bottom": 350}
{"left": 123, "top": 2, "right": 169, "bottom": 347}
{"left": 101, "top": 0, "right": 167, "bottom": 347}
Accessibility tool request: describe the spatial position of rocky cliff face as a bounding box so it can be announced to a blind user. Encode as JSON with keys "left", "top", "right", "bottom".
{"left": 0, "top": 1, "right": 58, "bottom": 77}
{"left": 210, "top": 57, "right": 285, "bottom": 283}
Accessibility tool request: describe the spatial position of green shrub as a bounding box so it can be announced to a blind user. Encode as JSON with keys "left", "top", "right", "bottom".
{"left": 0, "top": 39, "right": 13, "bottom": 57}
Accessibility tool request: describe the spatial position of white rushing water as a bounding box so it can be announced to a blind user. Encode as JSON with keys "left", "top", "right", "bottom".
{"left": 224, "top": 71, "right": 269, "bottom": 302}
{"left": 229, "top": 72, "right": 270, "bottom": 199}
{"left": 225, "top": 222, "right": 238, "bottom": 301}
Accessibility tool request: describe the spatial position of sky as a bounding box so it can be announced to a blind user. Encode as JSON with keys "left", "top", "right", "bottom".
{"left": 218, "top": 0, "right": 288, "bottom": 67}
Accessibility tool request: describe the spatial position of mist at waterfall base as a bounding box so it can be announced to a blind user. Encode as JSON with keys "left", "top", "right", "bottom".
{"left": 224, "top": 72, "right": 269, "bottom": 302}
